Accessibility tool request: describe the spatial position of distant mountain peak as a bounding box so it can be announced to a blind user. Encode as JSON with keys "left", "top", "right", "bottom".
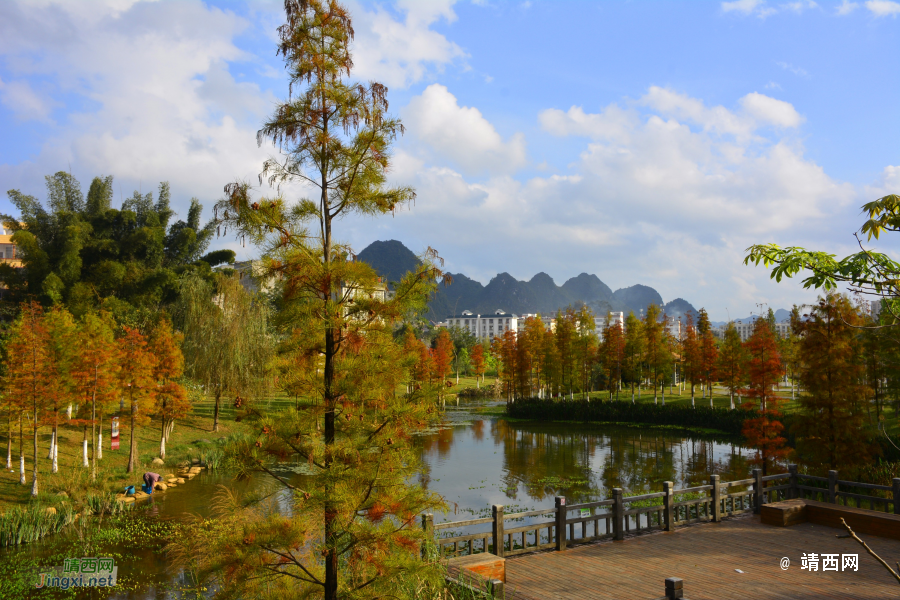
{"left": 356, "top": 239, "right": 700, "bottom": 322}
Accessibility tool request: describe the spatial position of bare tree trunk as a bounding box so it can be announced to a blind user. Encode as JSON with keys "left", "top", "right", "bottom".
{"left": 5, "top": 412, "right": 11, "bottom": 470}
{"left": 213, "top": 387, "right": 221, "bottom": 432}
{"left": 19, "top": 413, "right": 25, "bottom": 485}
{"left": 31, "top": 401, "right": 38, "bottom": 497}
{"left": 91, "top": 369, "right": 97, "bottom": 481}
{"left": 126, "top": 386, "right": 137, "bottom": 474}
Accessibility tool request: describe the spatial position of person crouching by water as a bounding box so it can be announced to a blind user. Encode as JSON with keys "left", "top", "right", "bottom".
{"left": 142, "top": 472, "right": 161, "bottom": 494}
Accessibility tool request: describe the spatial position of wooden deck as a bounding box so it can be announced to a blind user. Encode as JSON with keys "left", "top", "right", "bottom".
{"left": 505, "top": 513, "right": 900, "bottom": 599}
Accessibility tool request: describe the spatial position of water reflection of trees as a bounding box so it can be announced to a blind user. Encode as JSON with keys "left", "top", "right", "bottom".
{"left": 494, "top": 421, "right": 752, "bottom": 503}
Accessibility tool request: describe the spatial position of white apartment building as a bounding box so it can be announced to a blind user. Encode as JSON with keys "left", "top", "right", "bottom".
{"left": 516, "top": 313, "right": 556, "bottom": 335}
{"left": 711, "top": 320, "right": 792, "bottom": 341}
{"left": 447, "top": 310, "right": 519, "bottom": 340}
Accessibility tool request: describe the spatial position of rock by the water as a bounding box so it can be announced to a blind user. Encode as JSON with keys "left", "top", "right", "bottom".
{"left": 152, "top": 457, "right": 165, "bottom": 465}
{"left": 133, "top": 491, "right": 150, "bottom": 500}
{"left": 191, "top": 458, "right": 201, "bottom": 466}
{"left": 175, "top": 478, "right": 185, "bottom": 484}
{"left": 154, "top": 482, "right": 168, "bottom": 491}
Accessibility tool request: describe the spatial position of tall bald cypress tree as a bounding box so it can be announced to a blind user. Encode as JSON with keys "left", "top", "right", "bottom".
{"left": 202, "top": 2, "right": 447, "bottom": 597}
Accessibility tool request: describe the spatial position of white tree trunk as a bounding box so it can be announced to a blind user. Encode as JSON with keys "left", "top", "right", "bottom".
{"left": 5, "top": 445, "right": 10, "bottom": 469}
{"left": 47, "top": 430, "right": 55, "bottom": 459}
{"left": 51, "top": 443, "right": 58, "bottom": 474}
{"left": 160, "top": 435, "right": 166, "bottom": 460}
{"left": 19, "top": 455, "right": 26, "bottom": 484}
{"left": 97, "top": 433, "right": 103, "bottom": 460}
{"left": 82, "top": 440, "right": 89, "bottom": 467}
{"left": 66, "top": 404, "right": 72, "bottom": 419}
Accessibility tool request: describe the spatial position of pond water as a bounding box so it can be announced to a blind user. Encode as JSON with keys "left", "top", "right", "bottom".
{"left": 2, "top": 399, "right": 752, "bottom": 598}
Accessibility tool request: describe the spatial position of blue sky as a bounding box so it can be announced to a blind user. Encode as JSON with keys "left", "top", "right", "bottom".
{"left": 0, "top": 0, "right": 898, "bottom": 319}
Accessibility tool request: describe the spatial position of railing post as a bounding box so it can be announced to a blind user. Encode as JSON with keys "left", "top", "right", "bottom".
{"left": 893, "top": 479, "right": 900, "bottom": 515}
{"left": 491, "top": 579, "right": 505, "bottom": 600}
{"left": 663, "top": 482, "right": 675, "bottom": 531}
{"left": 752, "top": 469, "right": 763, "bottom": 513}
{"left": 828, "top": 470, "right": 838, "bottom": 504}
{"left": 710, "top": 474, "right": 721, "bottom": 523}
{"left": 421, "top": 513, "right": 434, "bottom": 558}
{"left": 492, "top": 504, "right": 505, "bottom": 557}
{"left": 555, "top": 496, "right": 566, "bottom": 551}
{"left": 665, "top": 577, "right": 684, "bottom": 599}
{"left": 788, "top": 464, "right": 798, "bottom": 500}
{"left": 613, "top": 488, "right": 624, "bottom": 540}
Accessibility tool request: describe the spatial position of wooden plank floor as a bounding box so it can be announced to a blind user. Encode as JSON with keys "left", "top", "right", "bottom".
{"left": 505, "top": 514, "right": 900, "bottom": 599}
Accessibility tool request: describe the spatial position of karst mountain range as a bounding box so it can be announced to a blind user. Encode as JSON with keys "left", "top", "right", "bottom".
{"left": 357, "top": 240, "right": 788, "bottom": 325}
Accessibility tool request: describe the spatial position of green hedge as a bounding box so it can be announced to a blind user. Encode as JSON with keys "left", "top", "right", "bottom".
{"left": 506, "top": 397, "right": 756, "bottom": 437}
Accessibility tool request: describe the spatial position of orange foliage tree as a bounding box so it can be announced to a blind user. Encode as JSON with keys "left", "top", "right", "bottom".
{"left": 150, "top": 318, "right": 188, "bottom": 459}
{"left": 119, "top": 326, "right": 157, "bottom": 474}
{"left": 71, "top": 312, "right": 120, "bottom": 479}
{"left": 6, "top": 301, "right": 50, "bottom": 495}
{"left": 42, "top": 306, "right": 76, "bottom": 474}
{"left": 682, "top": 312, "right": 701, "bottom": 406}
{"left": 600, "top": 316, "right": 625, "bottom": 400}
{"left": 741, "top": 318, "right": 788, "bottom": 475}
{"left": 794, "top": 294, "right": 877, "bottom": 472}
{"left": 432, "top": 328, "right": 453, "bottom": 397}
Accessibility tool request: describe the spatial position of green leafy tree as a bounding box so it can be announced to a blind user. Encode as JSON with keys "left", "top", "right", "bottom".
{"left": 745, "top": 194, "right": 900, "bottom": 320}
{"left": 194, "top": 2, "right": 448, "bottom": 597}
{"left": 1, "top": 174, "right": 227, "bottom": 316}
{"left": 176, "top": 273, "right": 272, "bottom": 432}
{"left": 643, "top": 304, "right": 667, "bottom": 404}
{"left": 623, "top": 312, "right": 645, "bottom": 403}
{"left": 717, "top": 323, "right": 746, "bottom": 410}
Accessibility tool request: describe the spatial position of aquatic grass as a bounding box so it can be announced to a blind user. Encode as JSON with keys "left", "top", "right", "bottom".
{"left": 201, "top": 448, "right": 224, "bottom": 471}
{"left": 0, "top": 503, "right": 77, "bottom": 547}
{"left": 83, "top": 492, "right": 127, "bottom": 517}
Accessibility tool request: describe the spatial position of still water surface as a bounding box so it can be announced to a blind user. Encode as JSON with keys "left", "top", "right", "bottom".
{"left": 6, "top": 399, "right": 752, "bottom": 598}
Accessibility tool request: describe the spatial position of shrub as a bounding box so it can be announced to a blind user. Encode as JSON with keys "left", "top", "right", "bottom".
{"left": 506, "top": 397, "right": 755, "bottom": 437}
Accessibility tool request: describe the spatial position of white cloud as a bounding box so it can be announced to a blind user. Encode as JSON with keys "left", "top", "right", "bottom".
{"left": 0, "top": 1, "right": 271, "bottom": 217}
{"left": 403, "top": 84, "right": 527, "bottom": 176}
{"left": 721, "top": 0, "right": 766, "bottom": 13}
{"left": 836, "top": 0, "right": 860, "bottom": 14}
{"left": 357, "top": 86, "right": 853, "bottom": 315}
{"left": 864, "top": 165, "right": 900, "bottom": 200}
{"left": 866, "top": 0, "right": 900, "bottom": 16}
{"left": 0, "top": 76, "right": 55, "bottom": 121}
{"left": 721, "top": 0, "right": 817, "bottom": 17}
{"left": 538, "top": 104, "right": 638, "bottom": 143}
{"left": 776, "top": 61, "right": 810, "bottom": 77}
{"left": 349, "top": 0, "right": 466, "bottom": 89}
{"left": 764, "top": 81, "right": 782, "bottom": 90}
{"left": 739, "top": 92, "right": 804, "bottom": 128}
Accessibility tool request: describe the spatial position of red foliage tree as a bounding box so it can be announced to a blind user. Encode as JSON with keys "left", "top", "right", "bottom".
{"left": 432, "top": 329, "right": 453, "bottom": 396}
{"left": 741, "top": 318, "right": 788, "bottom": 475}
